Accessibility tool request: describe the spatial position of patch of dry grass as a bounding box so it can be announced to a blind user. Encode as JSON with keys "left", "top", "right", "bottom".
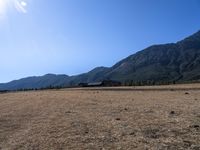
{"left": 0, "top": 84, "right": 200, "bottom": 149}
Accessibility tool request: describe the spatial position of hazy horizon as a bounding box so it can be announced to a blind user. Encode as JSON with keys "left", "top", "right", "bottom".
{"left": 1, "top": 0, "right": 200, "bottom": 83}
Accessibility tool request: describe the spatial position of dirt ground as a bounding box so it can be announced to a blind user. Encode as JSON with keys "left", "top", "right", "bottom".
{"left": 0, "top": 84, "right": 200, "bottom": 150}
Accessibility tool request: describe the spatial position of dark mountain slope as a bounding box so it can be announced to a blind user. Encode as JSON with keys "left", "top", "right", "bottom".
{"left": 0, "top": 30, "right": 200, "bottom": 90}
{"left": 103, "top": 31, "right": 200, "bottom": 82}
{"left": 105, "top": 43, "right": 180, "bottom": 82}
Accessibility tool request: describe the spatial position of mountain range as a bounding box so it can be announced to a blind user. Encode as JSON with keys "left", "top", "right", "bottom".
{"left": 1, "top": 30, "right": 200, "bottom": 90}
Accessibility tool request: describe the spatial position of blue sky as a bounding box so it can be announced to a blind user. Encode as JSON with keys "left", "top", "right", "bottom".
{"left": 0, "top": 0, "right": 200, "bottom": 83}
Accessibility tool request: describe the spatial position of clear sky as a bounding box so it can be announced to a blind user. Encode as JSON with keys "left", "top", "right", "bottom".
{"left": 0, "top": 0, "right": 200, "bottom": 83}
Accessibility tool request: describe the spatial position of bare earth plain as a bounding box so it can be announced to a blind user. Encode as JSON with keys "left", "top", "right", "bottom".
{"left": 0, "top": 84, "right": 200, "bottom": 150}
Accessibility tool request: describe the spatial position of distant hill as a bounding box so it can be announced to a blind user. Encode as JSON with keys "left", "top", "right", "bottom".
{"left": 0, "top": 74, "right": 70, "bottom": 90}
{"left": 1, "top": 30, "right": 200, "bottom": 90}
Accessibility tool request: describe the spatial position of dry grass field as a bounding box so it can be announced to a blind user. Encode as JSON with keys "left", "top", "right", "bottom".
{"left": 0, "top": 84, "right": 200, "bottom": 150}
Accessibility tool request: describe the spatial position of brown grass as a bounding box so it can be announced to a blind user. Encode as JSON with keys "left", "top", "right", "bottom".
{"left": 0, "top": 84, "right": 200, "bottom": 149}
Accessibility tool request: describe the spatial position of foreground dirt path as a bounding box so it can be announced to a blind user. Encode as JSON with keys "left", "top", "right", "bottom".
{"left": 0, "top": 85, "right": 200, "bottom": 149}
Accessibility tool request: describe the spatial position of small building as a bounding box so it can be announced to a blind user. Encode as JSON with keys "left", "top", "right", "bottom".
{"left": 87, "top": 82, "right": 103, "bottom": 87}
{"left": 78, "top": 80, "right": 121, "bottom": 87}
{"left": 101, "top": 80, "right": 121, "bottom": 86}
{"left": 78, "top": 83, "right": 88, "bottom": 87}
